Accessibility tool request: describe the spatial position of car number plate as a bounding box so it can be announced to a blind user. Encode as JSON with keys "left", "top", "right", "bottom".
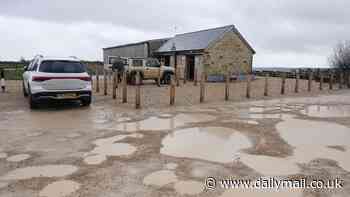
{"left": 57, "top": 93, "right": 77, "bottom": 99}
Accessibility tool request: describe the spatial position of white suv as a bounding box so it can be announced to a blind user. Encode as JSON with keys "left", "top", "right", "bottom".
{"left": 23, "top": 55, "right": 92, "bottom": 109}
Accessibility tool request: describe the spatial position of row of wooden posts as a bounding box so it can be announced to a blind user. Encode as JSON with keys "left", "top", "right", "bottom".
{"left": 93, "top": 67, "right": 350, "bottom": 109}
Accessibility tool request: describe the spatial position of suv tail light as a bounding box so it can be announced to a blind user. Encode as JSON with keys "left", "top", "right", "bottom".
{"left": 32, "top": 76, "right": 91, "bottom": 82}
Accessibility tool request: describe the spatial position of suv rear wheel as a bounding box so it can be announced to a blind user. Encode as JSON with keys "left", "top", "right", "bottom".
{"left": 23, "top": 82, "right": 28, "bottom": 97}
{"left": 28, "top": 87, "right": 38, "bottom": 109}
{"left": 81, "top": 96, "right": 91, "bottom": 106}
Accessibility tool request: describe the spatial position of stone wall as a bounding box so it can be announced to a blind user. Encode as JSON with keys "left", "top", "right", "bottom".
{"left": 203, "top": 31, "right": 254, "bottom": 74}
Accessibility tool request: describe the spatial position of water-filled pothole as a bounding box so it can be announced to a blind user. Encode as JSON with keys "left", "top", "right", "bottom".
{"left": 116, "top": 113, "right": 216, "bottom": 132}
{"left": 173, "top": 180, "right": 203, "bottom": 195}
{"left": 39, "top": 180, "right": 80, "bottom": 197}
{"left": 143, "top": 170, "right": 178, "bottom": 187}
{"left": 161, "top": 127, "right": 251, "bottom": 163}
{"left": 301, "top": 105, "right": 350, "bottom": 118}
{"left": 6, "top": 154, "right": 31, "bottom": 162}
{"left": 0, "top": 165, "right": 78, "bottom": 181}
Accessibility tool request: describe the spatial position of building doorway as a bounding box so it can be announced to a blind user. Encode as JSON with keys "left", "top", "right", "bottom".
{"left": 164, "top": 56, "right": 171, "bottom": 67}
{"left": 186, "top": 55, "right": 195, "bottom": 81}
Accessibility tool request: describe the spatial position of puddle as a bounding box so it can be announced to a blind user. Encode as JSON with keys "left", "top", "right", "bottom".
{"left": 165, "top": 163, "right": 178, "bottom": 170}
{"left": 56, "top": 138, "right": 67, "bottom": 142}
{"left": 240, "top": 118, "right": 350, "bottom": 175}
{"left": 293, "top": 146, "right": 350, "bottom": 172}
{"left": 116, "top": 113, "right": 216, "bottom": 132}
{"left": 117, "top": 117, "right": 132, "bottom": 122}
{"left": 26, "top": 131, "right": 44, "bottom": 137}
{"left": 219, "top": 187, "right": 302, "bottom": 197}
{"left": 84, "top": 143, "right": 136, "bottom": 165}
{"left": 0, "top": 165, "right": 78, "bottom": 180}
{"left": 239, "top": 153, "right": 300, "bottom": 175}
{"left": 83, "top": 154, "right": 107, "bottom": 165}
{"left": 84, "top": 134, "right": 141, "bottom": 165}
{"left": 159, "top": 113, "right": 173, "bottom": 118}
{"left": 301, "top": 105, "right": 350, "bottom": 118}
{"left": 90, "top": 143, "right": 136, "bottom": 157}
{"left": 39, "top": 180, "right": 80, "bottom": 197}
{"left": 161, "top": 127, "right": 251, "bottom": 163}
{"left": 6, "top": 154, "right": 31, "bottom": 162}
{"left": 66, "top": 133, "right": 81, "bottom": 138}
{"left": 0, "top": 181, "right": 9, "bottom": 189}
{"left": 143, "top": 170, "right": 178, "bottom": 187}
{"left": 277, "top": 119, "right": 350, "bottom": 147}
{"left": 248, "top": 113, "right": 295, "bottom": 120}
{"left": 174, "top": 180, "right": 203, "bottom": 195}
{"left": 221, "top": 119, "right": 259, "bottom": 125}
{"left": 93, "top": 133, "right": 143, "bottom": 147}
{"left": 0, "top": 152, "right": 7, "bottom": 159}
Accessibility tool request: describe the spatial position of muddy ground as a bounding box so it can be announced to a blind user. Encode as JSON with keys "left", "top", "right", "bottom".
{"left": 0, "top": 79, "right": 350, "bottom": 197}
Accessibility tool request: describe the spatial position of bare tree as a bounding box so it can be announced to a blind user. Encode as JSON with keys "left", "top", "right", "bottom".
{"left": 329, "top": 41, "right": 350, "bottom": 70}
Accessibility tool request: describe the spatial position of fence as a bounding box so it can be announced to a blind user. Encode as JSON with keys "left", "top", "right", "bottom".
{"left": 90, "top": 66, "right": 350, "bottom": 109}
{"left": 2, "top": 64, "right": 350, "bottom": 108}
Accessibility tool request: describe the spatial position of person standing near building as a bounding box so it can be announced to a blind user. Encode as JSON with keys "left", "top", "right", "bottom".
{"left": 1, "top": 69, "right": 5, "bottom": 93}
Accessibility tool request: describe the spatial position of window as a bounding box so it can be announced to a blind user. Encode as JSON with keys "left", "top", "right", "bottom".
{"left": 146, "top": 59, "right": 160, "bottom": 67}
{"left": 32, "top": 61, "right": 38, "bottom": 71}
{"left": 39, "top": 61, "right": 86, "bottom": 73}
{"left": 132, "top": 59, "right": 143, "bottom": 67}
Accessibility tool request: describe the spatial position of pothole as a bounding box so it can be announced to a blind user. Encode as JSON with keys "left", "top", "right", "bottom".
{"left": 6, "top": 154, "right": 31, "bottom": 162}
{"left": 83, "top": 134, "right": 142, "bottom": 165}
{"left": 301, "top": 105, "right": 350, "bottom": 118}
{"left": 0, "top": 165, "right": 78, "bottom": 181}
{"left": 115, "top": 113, "right": 216, "bottom": 132}
{"left": 0, "top": 152, "right": 8, "bottom": 159}
{"left": 277, "top": 119, "right": 350, "bottom": 147}
{"left": 39, "top": 180, "right": 81, "bottom": 197}
{"left": 161, "top": 127, "right": 251, "bottom": 163}
{"left": 173, "top": 180, "right": 203, "bottom": 195}
{"left": 143, "top": 170, "right": 178, "bottom": 187}
{"left": 165, "top": 163, "right": 178, "bottom": 170}
{"left": 239, "top": 154, "right": 300, "bottom": 175}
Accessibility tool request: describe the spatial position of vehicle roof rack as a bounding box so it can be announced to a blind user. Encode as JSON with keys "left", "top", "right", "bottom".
{"left": 34, "top": 54, "right": 43, "bottom": 59}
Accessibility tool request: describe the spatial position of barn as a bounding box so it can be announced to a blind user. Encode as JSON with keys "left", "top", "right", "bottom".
{"left": 103, "top": 25, "right": 255, "bottom": 80}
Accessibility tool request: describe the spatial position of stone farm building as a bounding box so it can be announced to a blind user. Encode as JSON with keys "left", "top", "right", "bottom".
{"left": 103, "top": 25, "right": 255, "bottom": 80}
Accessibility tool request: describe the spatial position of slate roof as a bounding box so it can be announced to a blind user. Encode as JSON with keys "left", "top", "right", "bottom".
{"left": 157, "top": 25, "right": 255, "bottom": 54}
{"left": 103, "top": 38, "right": 170, "bottom": 50}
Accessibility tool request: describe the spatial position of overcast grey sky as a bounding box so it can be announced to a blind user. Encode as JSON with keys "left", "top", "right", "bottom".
{"left": 0, "top": 0, "right": 349, "bottom": 67}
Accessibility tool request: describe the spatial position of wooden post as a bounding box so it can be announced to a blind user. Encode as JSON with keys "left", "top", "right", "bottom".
{"left": 295, "top": 70, "right": 299, "bottom": 93}
{"left": 347, "top": 70, "right": 350, "bottom": 88}
{"left": 225, "top": 72, "right": 230, "bottom": 101}
{"left": 246, "top": 74, "right": 251, "bottom": 99}
{"left": 264, "top": 73, "right": 269, "bottom": 96}
{"left": 281, "top": 73, "right": 286, "bottom": 95}
{"left": 157, "top": 68, "right": 161, "bottom": 87}
{"left": 122, "top": 71, "right": 127, "bottom": 103}
{"left": 200, "top": 72, "right": 206, "bottom": 103}
{"left": 96, "top": 65, "right": 100, "bottom": 93}
{"left": 112, "top": 71, "right": 117, "bottom": 99}
{"left": 170, "top": 75, "right": 175, "bottom": 105}
{"left": 103, "top": 69, "right": 108, "bottom": 96}
{"left": 319, "top": 71, "right": 323, "bottom": 91}
{"left": 194, "top": 68, "right": 198, "bottom": 86}
{"left": 308, "top": 70, "right": 312, "bottom": 92}
{"left": 329, "top": 70, "right": 333, "bottom": 90}
{"left": 183, "top": 66, "right": 187, "bottom": 84}
{"left": 339, "top": 71, "right": 343, "bottom": 89}
{"left": 135, "top": 71, "right": 141, "bottom": 109}
{"left": 176, "top": 67, "right": 180, "bottom": 87}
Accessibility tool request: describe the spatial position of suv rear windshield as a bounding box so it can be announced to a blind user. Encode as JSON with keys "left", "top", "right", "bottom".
{"left": 39, "top": 61, "right": 86, "bottom": 73}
